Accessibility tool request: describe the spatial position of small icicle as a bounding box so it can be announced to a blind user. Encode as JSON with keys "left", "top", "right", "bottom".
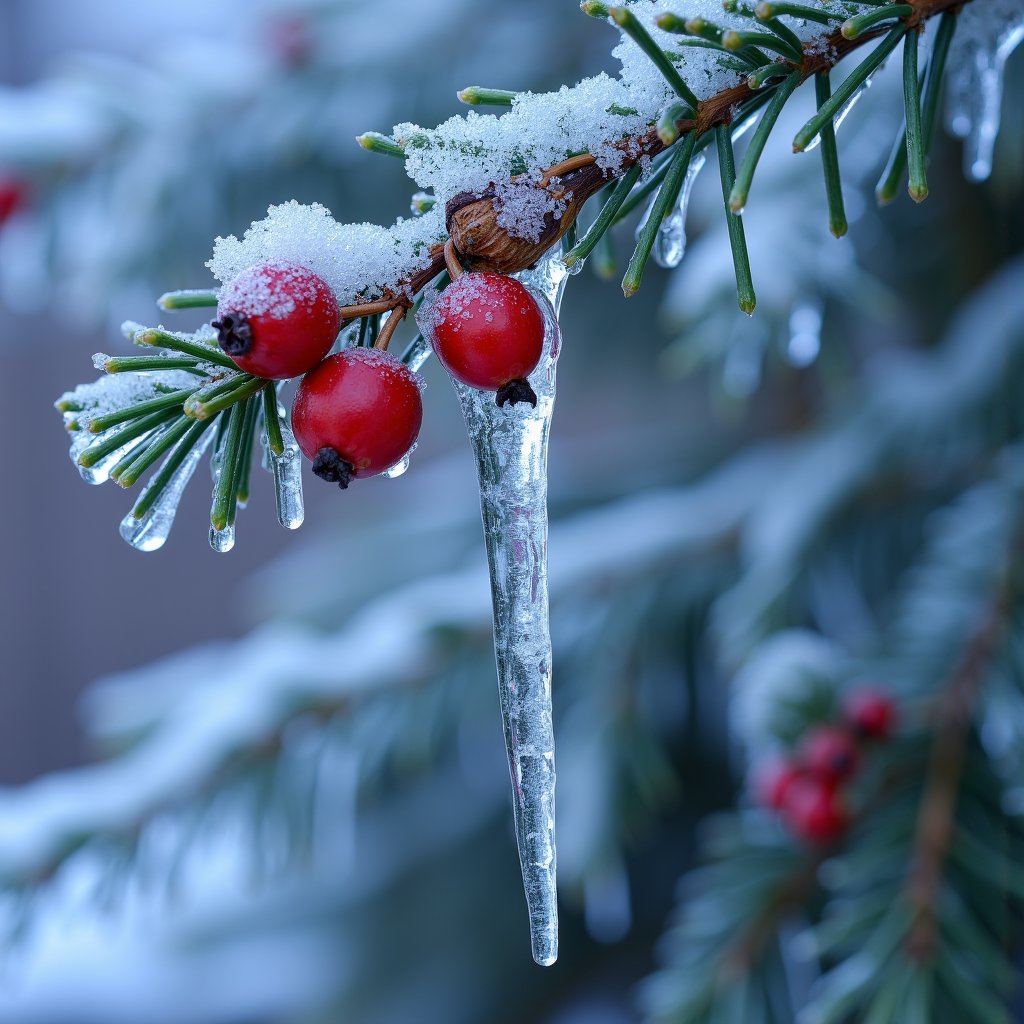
{"left": 803, "top": 79, "right": 872, "bottom": 153}
{"left": 71, "top": 429, "right": 149, "bottom": 486}
{"left": 263, "top": 410, "right": 305, "bottom": 530}
{"left": 945, "top": 10, "right": 1024, "bottom": 182}
{"left": 402, "top": 335, "right": 433, "bottom": 373}
{"left": 421, "top": 251, "right": 567, "bottom": 966}
{"left": 119, "top": 429, "right": 214, "bottom": 551}
{"left": 651, "top": 153, "right": 705, "bottom": 269}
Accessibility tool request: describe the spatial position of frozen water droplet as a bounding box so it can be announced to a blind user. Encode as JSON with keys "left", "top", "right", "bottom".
{"left": 71, "top": 429, "right": 150, "bottom": 486}
{"left": 804, "top": 79, "right": 872, "bottom": 152}
{"left": 209, "top": 523, "right": 236, "bottom": 552}
{"left": 648, "top": 153, "right": 704, "bottom": 269}
{"left": 786, "top": 299, "right": 823, "bottom": 368}
{"left": 945, "top": 10, "right": 1024, "bottom": 182}
{"left": 562, "top": 233, "right": 584, "bottom": 276}
{"left": 383, "top": 444, "right": 416, "bottom": 479}
{"left": 261, "top": 407, "right": 305, "bottom": 530}
{"left": 419, "top": 248, "right": 565, "bottom": 967}
{"left": 119, "top": 428, "right": 214, "bottom": 551}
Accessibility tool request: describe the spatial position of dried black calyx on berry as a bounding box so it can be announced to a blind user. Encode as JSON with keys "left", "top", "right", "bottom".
{"left": 311, "top": 447, "right": 354, "bottom": 489}
{"left": 496, "top": 379, "right": 537, "bottom": 408}
{"left": 212, "top": 311, "right": 254, "bottom": 357}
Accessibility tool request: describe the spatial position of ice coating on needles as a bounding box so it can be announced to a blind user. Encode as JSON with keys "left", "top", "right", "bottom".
{"left": 418, "top": 250, "right": 567, "bottom": 966}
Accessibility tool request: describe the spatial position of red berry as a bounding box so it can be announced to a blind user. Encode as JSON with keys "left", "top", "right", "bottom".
{"left": 799, "top": 725, "right": 859, "bottom": 784}
{"left": 755, "top": 758, "right": 802, "bottom": 811}
{"left": 213, "top": 262, "right": 339, "bottom": 380}
{"left": 292, "top": 348, "right": 423, "bottom": 488}
{"left": 843, "top": 687, "right": 896, "bottom": 739}
{"left": 428, "top": 272, "right": 545, "bottom": 407}
{"left": 782, "top": 776, "right": 848, "bottom": 845}
{"left": 0, "top": 179, "right": 26, "bottom": 223}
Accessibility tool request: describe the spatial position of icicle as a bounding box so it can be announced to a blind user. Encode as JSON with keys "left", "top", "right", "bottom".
{"left": 785, "top": 299, "right": 823, "bottom": 368}
{"left": 402, "top": 335, "right": 433, "bottom": 372}
{"left": 261, "top": 405, "right": 305, "bottom": 530}
{"left": 803, "top": 79, "right": 872, "bottom": 153}
{"left": 945, "top": 6, "right": 1024, "bottom": 182}
{"left": 422, "top": 251, "right": 566, "bottom": 966}
{"left": 70, "top": 428, "right": 149, "bottom": 486}
{"left": 119, "top": 429, "right": 214, "bottom": 551}
{"left": 651, "top": 153, "right": 705, "bottom": 269}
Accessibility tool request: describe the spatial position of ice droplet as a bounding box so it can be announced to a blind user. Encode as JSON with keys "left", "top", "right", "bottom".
{"left": 119, "top": 428, "right": 214, "bottom": 551}
{"left": 641, "top": 153, "right": 705, "bottom": 270}
{"left": 209, "top": 523, "right": 236, "bottom": 552}
{"left": 803, "top": 79, "right": 872, "bottom": 153}
{"left": 383, "top": 445, "right": 416, "bottom": 479}
{"left": 71, "top": 429, "right": 150, "bottom": 486}
{"left": 262, "top": 409, "right": 305, "bottom": 530}
{"left": 945, "top": 7, "right": 1024, "bottom": 182}
{"left": 419, "top": 251, "right": 566, "bottom": 967}
{"left": 786, "top": 299, "right": 822, "bottom": 368}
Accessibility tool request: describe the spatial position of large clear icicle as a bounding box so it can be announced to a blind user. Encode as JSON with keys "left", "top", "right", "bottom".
{"left": 944, "top": 2, "right": 1024, "bottom": 182}
{"left": 119, "top": 428, "right": 214, "bottom": 551}
{"left": 423, "top": 252, "right": 566, "bottom": 966}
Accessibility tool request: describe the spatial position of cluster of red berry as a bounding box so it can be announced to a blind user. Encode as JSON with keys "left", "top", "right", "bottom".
{"left": 755, "top": 688, "right": 896, "bottom": 846}
{"left": 211, "top": 261, "right": 544, "bottom": 490}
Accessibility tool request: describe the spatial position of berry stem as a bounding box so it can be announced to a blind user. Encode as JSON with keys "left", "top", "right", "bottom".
{"left": 538, "top": 153, "right": 597, "bottom": 187}
{"left": 337, "top": 297, "right": 398, "bottom": 319}
{"left": 374, "top": 304, "right": 409, "bottom": 351}
{"left": 444, "top": 238, "right": 465, "bottom": 281}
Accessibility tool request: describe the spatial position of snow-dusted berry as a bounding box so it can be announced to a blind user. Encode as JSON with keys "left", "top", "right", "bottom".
{"left": 799, "top": 725, "right": 859, "bottom": 784}
{"left": 429, "top": 272, "right": 545, "bottom": 407}
{"left": 755, "top": 758, "right": 802, "bottom": 811}
{"left": 213, "top": 262, "right": 339, "bottom": 380}
{"left": 782, "top": 776, "right": 848, "bottom": 846}
{"left": 292, "top": 348, "right": 423, "bottom": 489}
{"left": 0, "top": 179, "right": 26, "bottom": 223}
{"left": 843, "top": 687, "right": 897, "bottom": 739}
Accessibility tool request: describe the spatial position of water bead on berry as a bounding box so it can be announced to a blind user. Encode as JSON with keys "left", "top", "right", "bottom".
{"left": 213, "top": 261, "right": 339, "bottom": 380}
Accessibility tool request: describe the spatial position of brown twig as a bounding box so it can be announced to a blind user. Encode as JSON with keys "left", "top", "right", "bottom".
{"left": 443, "top": 238, "right": 464, "bottom": 281}
{"left": 373, "top": 302, "right": 410, "bottom": 351}
{"left": 904, "top": 560, "right": 1017, "bottom": 960}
